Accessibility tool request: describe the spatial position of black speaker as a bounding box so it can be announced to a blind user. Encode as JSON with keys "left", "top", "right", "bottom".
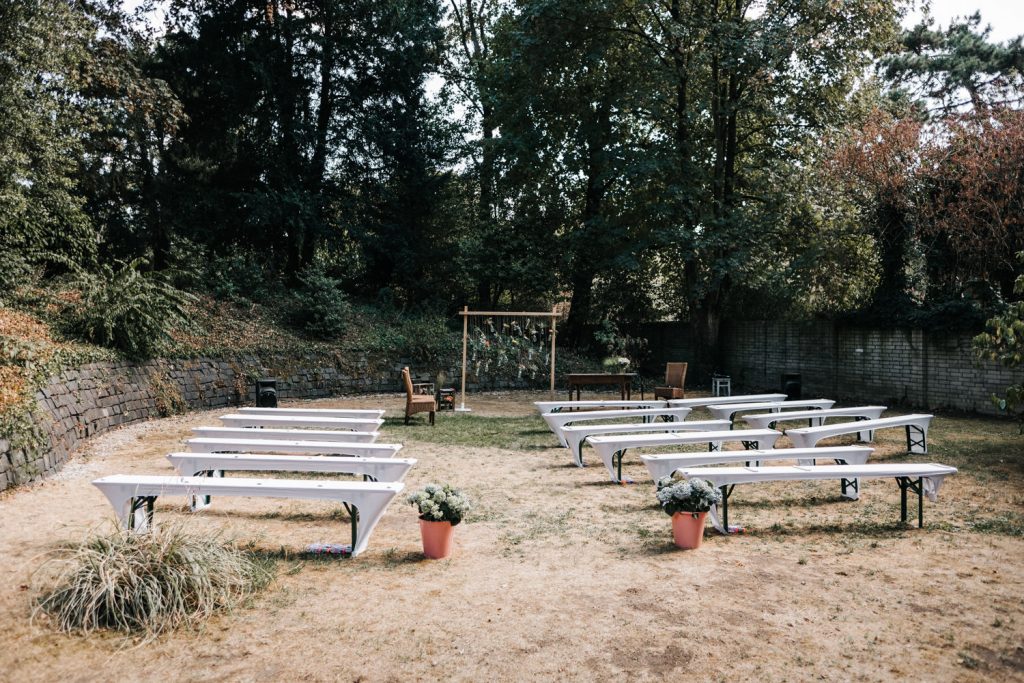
{"left": 256, "top": 378, "right": 278, "bottom": 407}
{"left": 780, "top": 373, "right": 801, "bottom": 400}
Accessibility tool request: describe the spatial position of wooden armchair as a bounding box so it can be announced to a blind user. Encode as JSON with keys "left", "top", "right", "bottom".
{"left": 402, "top": 367, "right": 436, "bottom": 425}
{"left": 653, "top": 362, "right": 687, "bottom": 400}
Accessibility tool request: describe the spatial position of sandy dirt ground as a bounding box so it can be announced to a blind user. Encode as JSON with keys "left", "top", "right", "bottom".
{"left": 0, "top": 391, "right": 1022, "bottom": 682}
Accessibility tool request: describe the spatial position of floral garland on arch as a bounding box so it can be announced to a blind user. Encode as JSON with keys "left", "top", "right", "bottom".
{"left": 467, "top": 317, "right": 551, "bottom": 384}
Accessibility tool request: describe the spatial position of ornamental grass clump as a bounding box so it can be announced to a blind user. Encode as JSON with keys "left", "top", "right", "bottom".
{"left": 656, "top": 475, "right": 722, "bottom": 516}
{"left": 407, "top": 483, "right": 471, "bottom": 525}
{"left": 33, "top": 525, "right": 274, "bottom": 639}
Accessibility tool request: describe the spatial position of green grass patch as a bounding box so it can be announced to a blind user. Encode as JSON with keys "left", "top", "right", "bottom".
{"left": 387, "top": 414, "right": 558, "bottom": 450}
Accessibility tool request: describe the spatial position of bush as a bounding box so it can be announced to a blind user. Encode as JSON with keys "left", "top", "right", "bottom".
{"left": 33, "top": 525, "right": 274, "bottom": 638}
{"left": 65, "top": 259, "right": 195, "bottom": 358}
{"left": 288, "top": 267, "right": 352, "bottom": 340}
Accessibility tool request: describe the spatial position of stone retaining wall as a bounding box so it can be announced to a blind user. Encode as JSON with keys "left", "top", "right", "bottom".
{"left": 0, "top": 353, "right": 499, "bottom": 492}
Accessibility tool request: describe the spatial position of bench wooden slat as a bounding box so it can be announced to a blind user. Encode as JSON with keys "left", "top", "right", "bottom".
{"left": 542, "top": 407, "right": 692, "bottom": 448}
{"left": 666, "top": 393, "right": 789, "bottom": 409}
{"left": 675, "top": 463, "right": 957, "bottom": 533}
{"left": 640, "top": 446, "right": 875, "bottom": 482}
{"left": 742, "top": 407, "right": 886, "bottom": 431}
{"left": 194, "top": 427, "right": 380, "bottom": 443}
{"left": 166, "top": 453, "right": 416, "bottom": 482}
{"left": 533, "top": 400, "right": 668, "bottom": 414}
{"left": 92, "top": 475, "right": 404, "bottom": 556}
{"left": 186, "top": 437, "right": 402, "bottom": 458}
{"left": 706, "top": 399, "right": 835, "bottom": 423}
{"left": 562, "top": 420, "right": 731, "bottom": 468}
{"left": 586, "top": 428, "right": 782, "bottom": 482}
{"left": 219, "top": 413, "right": 384, "bottom": 431}
{"left": 237, "top": 407, "right": 385, "bottom": 419}
{"left": 786, "top": 414, "right": 934, "bottom": 453}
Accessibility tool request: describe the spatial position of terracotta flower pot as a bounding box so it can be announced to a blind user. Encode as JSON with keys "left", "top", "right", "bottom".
{"left": 419, "top": 519, "right": 455, "bottom": 559}
{"left": 671, "top": 511, "right": 708, "bottom": 550}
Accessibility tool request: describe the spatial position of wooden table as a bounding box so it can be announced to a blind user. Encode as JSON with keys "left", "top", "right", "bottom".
{"left": 566, "top": 373, "right": 638, "bottom": 400}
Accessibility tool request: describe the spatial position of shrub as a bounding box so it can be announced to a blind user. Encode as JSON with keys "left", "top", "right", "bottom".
{"left": 64, "top": 259, "right": 195, "bottom": 358}
{"left": 33, "top": 525, "right": 274, "bottom": 638}
{"left": 288, "top": 266, "right": 352, "bottom": 340}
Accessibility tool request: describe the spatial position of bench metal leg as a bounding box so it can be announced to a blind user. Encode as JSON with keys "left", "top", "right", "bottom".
{"left": 719, "top": 484, "right": 735, "bottom": 532}
{"left": 840, "top": 476, "right": 859, "bottom": 500}
{"left": 340, "top": 503, "right": 360, "bottom": 555}
{"left": 906, "top": 425, "right": 927, "bottom": 454}
{"left": 614, "top": 449, "right": 626, "bottom": 482}
{"left": 896, "top": 477, "right": 924, "bottom": 528}
{"left": 128, "top": 496, "right": 157, "bottom": 532}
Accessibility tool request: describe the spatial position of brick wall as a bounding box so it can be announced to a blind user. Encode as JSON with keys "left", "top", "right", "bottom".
{"left": 707, "top": 320, "right": 1018, "bottom": 415}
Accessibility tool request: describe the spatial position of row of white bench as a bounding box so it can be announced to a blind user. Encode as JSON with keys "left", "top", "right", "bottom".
{"left": 536, "top": 396, "right": 951, "bottom": 531}
{"left": 93, "top": 409, "right": 407, "bottom": 557}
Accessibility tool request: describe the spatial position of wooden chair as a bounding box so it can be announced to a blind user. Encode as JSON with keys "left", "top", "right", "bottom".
{"left": 402, "top": 367, "right": 436, "bottom": 425}
{"left": 653, "top": 362, "right": 687, "bottom": 400}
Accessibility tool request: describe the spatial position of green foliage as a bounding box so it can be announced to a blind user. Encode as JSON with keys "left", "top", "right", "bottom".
{"left": 0, "top": 0, "right": 98, "bottom": 282}
{"left": 288, "top": 267, "right": 352, "bottom": 340}
{"left": 406, "top": 483, "right": 471, "bottom": 526}
{"left": 974, "top": 253, "right": 1024, "bottom": 432}
{"left": 64, "top": 259, "right": 196, "bottom": 359}
{"left": 655, "top": 475, "right": 722, "bottom": 516}
{"left": 202, "top": 252, "right": 277, "bottom": 303}
{"left": 33, "top": 525, "right": 274, "bottom": 638}
{"left": 467, "top": 317, "right": 553, "bottom": 384}
{"left": 346, "top": 308, "right": 459, "bottom": 368}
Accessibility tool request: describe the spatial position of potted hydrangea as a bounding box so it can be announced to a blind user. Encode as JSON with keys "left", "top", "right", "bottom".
{"left": 655, "top": 474, "right": 722, "bottom": 549}
{"left": 407, "top": 483, "right": 471, "bottom": 559}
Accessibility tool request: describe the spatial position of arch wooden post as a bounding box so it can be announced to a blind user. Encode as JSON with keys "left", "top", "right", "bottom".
{"left": 457, "top": 305, "right": 470, "bottom": 412}
{"left": 549, "top": 305, "right": 557, "bottom": 399}
{"left": 457, "top": 307, "right": 560, "bottom": 411}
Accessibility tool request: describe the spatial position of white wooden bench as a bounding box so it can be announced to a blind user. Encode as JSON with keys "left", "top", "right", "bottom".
{"left": 640, "top": 445, "right": 875, "bottom": 481}
{"left": 542, "top": 407, "right": 693, "bottom": 448}
{"left": 562, "top": 420, "right": 731, "bottom": 467}
{"left": 742, "top": 406, "right": 887, "bottom": 431}
{"left": 219, "top": 413, "right": 384, "bottom": 431}
{"left": 586, "top": 429, "right": 782, "bottom": 482}
{"left": 194, "top": 427, "right": 380, "bottom": 443}
{"left": 167, "top": 453, "right": 416, "bottom": 483}
{"left": 667, "top": 393, "right": 788, "bottom": 409}
{"left": 237, "top": 407, "right": 385, "bottom": 420}
{"left": 92, "top": 474, "right": 404, "bottom": 556}
{"left": 185, "top": 437, "right": 402, "bottom": 458}
{"left": 533, "top": 400, "right": 668, "bottom": 414}
{"left": 705, "top": 399, "right": 835, "bottom": 424}
{"left": 675, "top": 463, "right": 957, "bottom": 533}
{"left": 786, "top": 414, "right": 934, "bottom": 453}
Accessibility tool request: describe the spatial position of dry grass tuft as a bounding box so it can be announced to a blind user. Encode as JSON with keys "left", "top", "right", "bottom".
{"left": 32, "top": 524, "right": 275, "bottom": 639}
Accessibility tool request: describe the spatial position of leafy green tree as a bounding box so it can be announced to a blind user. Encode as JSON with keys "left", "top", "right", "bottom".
{"left": 487, "top": 0, "right": 659, "bottom": 343}
{"left": 0, "top": 0, "right": 97, "bottom": 289}
{"left": 883, "top": 12, "right": 1024, "bottom": 115}
{"left": 974, "top": 254, "right": 1024, "bottom": 432}
{"left": 75, "top": 1, "right": 186, "bottom": 270}
{"left": 614, "top": 0, "right": 898, "bottom": 372}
